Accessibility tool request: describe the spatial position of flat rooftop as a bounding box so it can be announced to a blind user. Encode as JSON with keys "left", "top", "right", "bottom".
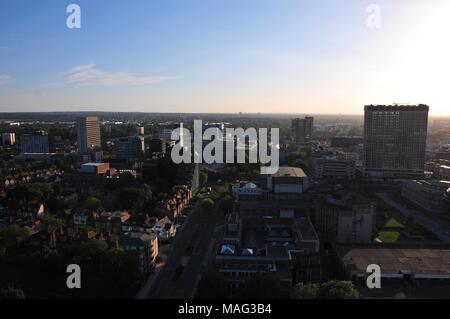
{"left": 81, "top": 163, "right": 107, "bottom": 167}
{"left": 273, "top": 167, "right": 306, "bottom": 178}
{"left": 365, "top": 104, "right": 429, "bottom": 112}
{"left": 338, "top": 247, "right": 450, "bottom": 275}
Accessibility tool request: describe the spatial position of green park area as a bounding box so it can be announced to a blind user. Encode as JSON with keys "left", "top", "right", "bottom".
{"left": 375, "top": 201, "right": 439, "bottom": 244}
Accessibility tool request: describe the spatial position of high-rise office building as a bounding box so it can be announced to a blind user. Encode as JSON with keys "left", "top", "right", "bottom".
{"left": 20, "top": 131, "right": 50, "bottom": 153}
{"left": 77, "top": 116, "right": 101, "bottom": 154}
{"left": 115, "top": 136, "right": 145, "bottom": 160}
{"left": 292, "top": 116, "right": 313, "bottom": 144}
{"left": 363, "top": 104, "right": 429, "bottom": 178}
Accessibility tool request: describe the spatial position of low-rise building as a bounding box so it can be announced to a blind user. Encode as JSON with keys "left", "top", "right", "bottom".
{"left": 80, "top": 162, "right": 110, "bottom": 175}
{"left": 262, "top": 167, "right": 309, "bottom": 195}
{"left": 115, "top": 136, "right": 145, "bottom": 160}
{"left": 122, "top": 232, "right": 158, "bottom": 275}
{"left": 216, "top": 214, "right": 320, "bottom": 297}
{"left": 73, "top": 212, "right": 88, "bottom": 226}
{"left": 315, "top": 192, "right": 376, "bottom": 244}
{"left": 231, "top": 181, "right": 262, "bottom": 200}
{"left": 152, "top": 216, "right": 177, "bottom": 239}
{"left": 98, "top": 211, "right": 131, "bottom": 235}
{"left": 336, "top": 245, "right": 450, "bottom": 298}
{"left": 162, "top": 185, "right": 193, "bottom": 220}
{"left": 312, "top": 157, "right": 356, "bottom": 180}
{"left": 329, "top": 136, "right": 363, "bottom": 148}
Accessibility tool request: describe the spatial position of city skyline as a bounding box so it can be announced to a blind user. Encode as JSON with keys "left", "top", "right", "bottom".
{"left": 0, "top": 0, "right": 449, "bottom": 115}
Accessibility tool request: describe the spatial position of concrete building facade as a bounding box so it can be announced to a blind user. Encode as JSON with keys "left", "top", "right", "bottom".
{"left": 363, "top": 104, "right": 428, "bottom": 178}
{"left": 77, "top": 116, "right": 101, "bottom": 153}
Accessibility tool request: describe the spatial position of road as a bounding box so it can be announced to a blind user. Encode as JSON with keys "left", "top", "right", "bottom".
{"left": 376, "top": 192, "right": 450, "bottom": 243}
{"left": 143, "top": 199, "right": 222, "bottom": 299}
{"left": 135, "top": 244, "right": 170, "bottom": 299}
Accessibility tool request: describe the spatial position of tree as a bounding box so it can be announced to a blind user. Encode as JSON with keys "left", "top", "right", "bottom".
{"left": 317, "top": 280, "right": 360, "bottom": 299}
{"left": 65, "top": 154, "right": 81, "bottom": 168}
{"left": 100, "top": 248, "right": 141, "bottom": 294}
{"left": 79, "top": 239, "right": 108, "bottom": 259}
{"left": 150, "top": 207, "right": 168, "bottom": 218}
{"left": 290, "top": 280, "right": 360, "bottom": 299}
{"left": 38, "top": 215, "right": 65, "bottom": 248}
{"left": 196, "top": 269, "right": 230, "bottom": 299}
{"left": 75, "top": 239, "right": 108, "bottom": 273}
{"left": 0, "top": 287, "right": 25, "bottom": 299}
{"left": 83, "top": 197, "right": 102, "bottom": 213}
{"left": 30, "top": 245, "right": 63, "bottom": 271}
{"left": 54, "top": 159, "right": 65, "bottom": 170}
{"left": 201, "top": 198, "right": 215, "bottom": 210}
{"left": 0, "top": 225, "right": 29, "bottom": 256}
{"left": 119, "top": 186, "right": 152, "bottom": 211}
{"left": 239, "top": 274, "right": 281, "bottom": 299}
{"left": 27, "top": 183, "right": 54, "bottom": 203}
{"left": 219, "top": 195, "right": 233, "bottom": 214}
{"left": 291, "top": 282, "right": 320, "bottom": 299}
{"left": 199, "top": 172, "right": 208, "bottom": 186}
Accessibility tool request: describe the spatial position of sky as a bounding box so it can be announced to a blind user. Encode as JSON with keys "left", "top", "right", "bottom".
{"left": 0, "top": 0, "right": 449, "bottom": 115}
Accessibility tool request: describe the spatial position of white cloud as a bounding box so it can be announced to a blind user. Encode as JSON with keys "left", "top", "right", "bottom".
{"left": 65, "top": 64, "right": 175, "bottom": 86}
{"left": 0, "top": 74, "right": 11, "bottom": 85}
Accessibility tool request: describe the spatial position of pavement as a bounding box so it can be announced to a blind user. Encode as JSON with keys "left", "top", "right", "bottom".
{"left": 376, "top": 192, "right": 450, "bottom": 243}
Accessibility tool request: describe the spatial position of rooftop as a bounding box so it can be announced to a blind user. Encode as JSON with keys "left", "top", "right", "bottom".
{"left": 338, "top": 247, "right": 450, "bottom": 275}
{"left": 81, "top": 162, "right": 107, "bottom": 167}
{"left": 273, "top": 167, "right": 306, "bottom": 178}
{"left": 365, "top": 104, "right": 429, "bottom": 112}
{"left": 122, "top": 232, "right": 157, "bottom": 246}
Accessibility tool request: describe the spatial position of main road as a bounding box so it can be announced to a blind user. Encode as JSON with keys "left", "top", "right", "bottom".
{"left": 142, "top": 198, "right": 222, "bottom": 299}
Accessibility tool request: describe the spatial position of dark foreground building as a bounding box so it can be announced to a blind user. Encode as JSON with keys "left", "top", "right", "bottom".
{"left": 216, "top": 215, "right": 320, "bottom": 297}
{"left": 336, "top": 245, "right": 450, "bottom": 298}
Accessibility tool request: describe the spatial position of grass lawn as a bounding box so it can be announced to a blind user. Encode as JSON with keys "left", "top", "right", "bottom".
{"left": 374, "top": 195, "right": 440, "bottom": 244}
{"left": 378, "top": 231, "right": 401, "bottom": 243}
{"left": 383, "top": 217, "right": 406, "bottom": 229}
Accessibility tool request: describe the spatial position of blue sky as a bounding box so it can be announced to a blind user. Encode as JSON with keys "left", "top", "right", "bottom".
{"left": 0, "top": 0, "right": 449, "bottom": 114}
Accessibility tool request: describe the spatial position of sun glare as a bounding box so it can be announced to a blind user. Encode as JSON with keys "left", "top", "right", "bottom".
{"left": 393, "top": 2, "right": 450, "bottom": 114}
